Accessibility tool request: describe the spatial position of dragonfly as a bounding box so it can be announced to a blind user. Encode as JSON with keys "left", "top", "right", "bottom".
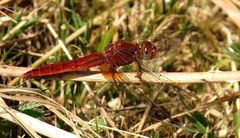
{"left": 22, "top": 40, "right": 156, "bottom": 78}
{"left": 22, "top": 40, "right": 199, "bottom": 119}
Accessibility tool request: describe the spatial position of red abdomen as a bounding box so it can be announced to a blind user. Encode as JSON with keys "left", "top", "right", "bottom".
{"left": 22, "top": 53, "right": 105, "bottom": 78}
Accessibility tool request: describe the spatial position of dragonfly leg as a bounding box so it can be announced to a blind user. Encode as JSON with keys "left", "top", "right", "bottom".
{"left": 135, "top": 61, "right": 143, "bottom": 80}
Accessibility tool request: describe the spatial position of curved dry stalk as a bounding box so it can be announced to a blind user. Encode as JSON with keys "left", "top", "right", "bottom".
{"left": 0, "top": 106, "right": 77, "bottom": 138}
{"left": 0, "top": 98, "right": 40, "bottom": 138}
{"left": 0, "top": 87, "right": 96, "bottom": 137}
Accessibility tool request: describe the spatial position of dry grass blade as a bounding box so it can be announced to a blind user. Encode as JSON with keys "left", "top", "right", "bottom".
{"left": 2, "top": 65, "right": 240, "bottom": 83}
{"left": 212, "top": 0, "right": 240, "bottom": 28}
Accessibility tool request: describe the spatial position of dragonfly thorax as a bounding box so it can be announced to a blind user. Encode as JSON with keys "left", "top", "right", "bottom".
{"left": 137, "top": 41, "right": 157, "bottom": 60}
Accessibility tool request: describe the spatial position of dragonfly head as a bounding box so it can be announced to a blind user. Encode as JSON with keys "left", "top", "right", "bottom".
{"left": 137, "top": 41, "right": 157, "bottom": 60}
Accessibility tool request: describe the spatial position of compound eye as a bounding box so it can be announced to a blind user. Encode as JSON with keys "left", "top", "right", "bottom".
{"left": 139, "top": 41, "right": 157, "bottom": 60}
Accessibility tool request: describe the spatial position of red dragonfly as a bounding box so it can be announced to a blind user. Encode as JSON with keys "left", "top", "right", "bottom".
{"left": 22, "top": 40, "right": 156, "bottom": 78}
